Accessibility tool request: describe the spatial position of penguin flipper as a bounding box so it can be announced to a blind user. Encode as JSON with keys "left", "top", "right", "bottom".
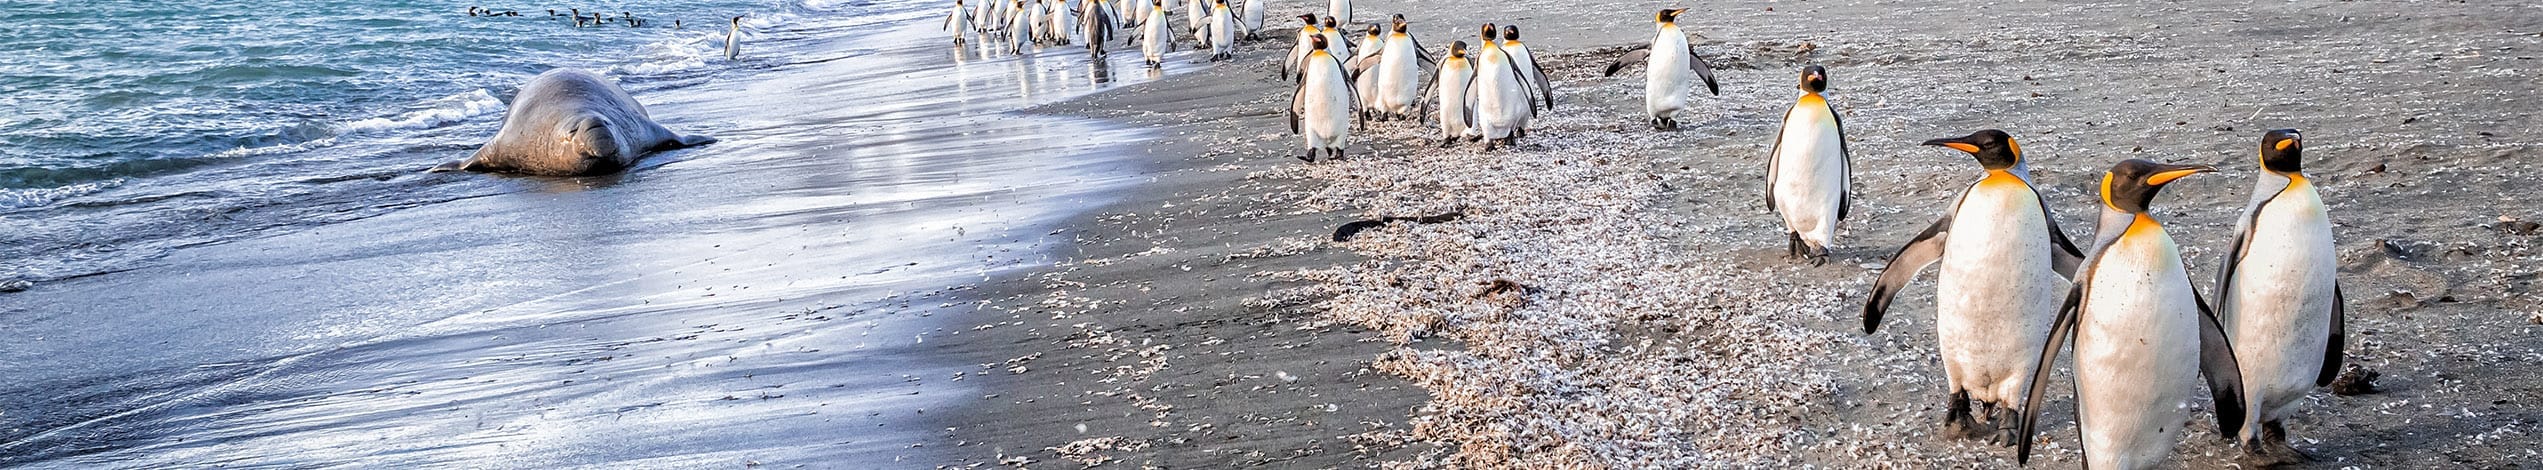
{"left": 1602, "top": 47, "right": 1650, "bottom": 77}
{"left": 1764, "top": 105, "right": 1794, "bottom": 212}
{"left": 1828, "top": 97, "right": 1850, "bottom": 221}
{"left": 2196, "top": 291, "right": 2249, "bottom": 440}
{"left": 1687, "top": 45, "right": 1720, "bottom": 95}
{"left": 1505, "top": 58, "right": 1539, "bottom": 117}
{"left": 1287, "top": 76, "right": 1305, "bottom": 134}
{"left": 2015, "top": 284, "right": 2083, "bottom": 466}
{"left": 1863, "top": 216, "right": 1950, "bottom": 334}
{"left": 1526, "top": 56, "right": 1553, "bottom": 111}
{"left": 2319, "top": 285, "right": 2347, "bottom": 386}
{"left": 2037, "top": 193, "right": 2087, "bottom": 277}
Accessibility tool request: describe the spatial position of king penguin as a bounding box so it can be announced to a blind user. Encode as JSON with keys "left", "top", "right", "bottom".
{"left": 1601, "top": 8, "right": 1719, "bottom": 130}
{"left": 1863, "top": 129, "right": 2086, "bottom": 443}
{"left": 1499, "top": 25, "right": 1553, "bottom": 113}
{"left": 945, "top": 0, "right": 973, "bottom": 44}
{"left": 1283, "top": 14, "right": 1319, "bottom": 79}
{"left": 1470, "top": 23, "right": 1536, "bottom": 151}
{"left": 725, "top": 16, "right": 744, "bottom": 60}
{"left": 1372, "top": 15, "right": 1434, "bottom": 120}
{"left": 1240, "top": 0, "right": 1264, "bottom": 39}
{"left": 1327, "top": 0, "right": 1351, "bottom": 27}
{"left": 1289, "top": 34, "right": 1357, "bottom": 162}
{"left": 1766, "top": 65, "right": 1851, "bottom": 264}
{"left": 1420, "top": 40, "right": 1478, "bottom": 146}
{"left": 2017, "top": 159, "right": 2249, "bottom": 470}
{"left": 1348, "top": 24, "right": 1384, "bottom": 120}
{"left": 1318, "top": 16, "right": 1351, "bottom": 59}
{"left": 2215, "top": 129, "right": 2345, "bottom": 467}
{"left": 1200, "top": 0, "right": 1238, "bottom": 60}
{"left": 1140, "top": 0, "right": 1177, "bottom": 66}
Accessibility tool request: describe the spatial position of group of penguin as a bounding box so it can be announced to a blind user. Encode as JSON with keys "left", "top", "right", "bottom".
{"left": 462, "top": 6, "right": 728, "bottom": 32}
{"left": 935, "top": 0, "right": 2350, "bottom": 467}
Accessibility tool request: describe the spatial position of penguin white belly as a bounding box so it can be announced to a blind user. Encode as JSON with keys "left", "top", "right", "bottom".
{"left": 1353, "top": 56, "right": 1380, "bottom": 113}
{"left": 1646, "top": 34, "right": 1692, "bottom": 119}
{"left": 2228, "top": 185, "right": 2335, "bottom": 423}
{"left": 1475, "top": 55, "right": 1525, "bottom": 140}
{"left": 2074, "top": 229, "right": 2201, "bottom": 470}
{"left": 1142, "top": 14, "right": 1170, "bottom": 62}
{"left": 1376, "top": 37, "right": 1422, "bottom": 115}
{"left": 1935, "top": 180, "right": 2065, "bottom": 405}
{"left": 1321, "top": 31, "right": 1350, "bottom": 58}
{"left": 1769, "top": 98, "right": 1846, "bottom": 249}
{"left": 1436, "top": 66, "right": 1474, "bottom": 138}
{"left": 1327, "top": 0, "right": 1349, "bottom": 24}
{"left": 1302, "top": 61, "right": 1353, "bottom": 149}
{"left": 1242, "top": 0, "right": 1263, "bottom": 34}
{"left": 1505, "top": 45, "right": 1536, "bottom": 128}
{"left": 1209, "top": 12, "right": 1234, "bottom": 52}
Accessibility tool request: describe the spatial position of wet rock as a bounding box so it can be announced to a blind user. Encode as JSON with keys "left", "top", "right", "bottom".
{"left": 0, "top": 279, "right": 28, "bottom": 293}
{"left": 2330, "top": 365, "right": 2380, "bottom": 396}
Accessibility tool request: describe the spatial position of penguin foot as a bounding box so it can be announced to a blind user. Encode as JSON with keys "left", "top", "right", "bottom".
{"left": 1299, "top": 149, "right": 1318, "bottom": 162}
{"left": 2237, "top": 421, "right": 2314, "bottom": 468}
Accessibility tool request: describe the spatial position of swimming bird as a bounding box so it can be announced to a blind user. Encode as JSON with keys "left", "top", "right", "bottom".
{"left": 1863, "top": 129, "right": 2085, "bottom": 444}
{"left": 2017, "top": 159, "right": 2248, "bottom": 470}
{"left": 2214, "top": 129, "right": 2344, "bottom": 467}
{"left": 1601, "top": 8, "right": 1719, "bottom": 130}
{"left": 1290, "top": 34, "right": 1357, "bottom": 162}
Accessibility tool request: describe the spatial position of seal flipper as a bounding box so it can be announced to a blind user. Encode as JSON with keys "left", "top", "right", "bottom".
{"left": 673, "top": 134, "right": 719, "bottom": 148}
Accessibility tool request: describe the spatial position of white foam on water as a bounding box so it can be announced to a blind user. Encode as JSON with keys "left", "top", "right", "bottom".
{"left": 334, "top": 90, "right": 507, "bottom": 135}
{"left": 0, "top": 178, "right": 125, "bottom": 210}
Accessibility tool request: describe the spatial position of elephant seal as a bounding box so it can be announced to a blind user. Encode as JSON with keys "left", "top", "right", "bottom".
{"left": 431, "top": 68, "right": 714, "bottom": 176}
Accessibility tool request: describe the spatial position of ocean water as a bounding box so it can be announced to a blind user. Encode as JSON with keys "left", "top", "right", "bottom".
{"left": 0, "top": 0, "right": 863, "bottom": 282}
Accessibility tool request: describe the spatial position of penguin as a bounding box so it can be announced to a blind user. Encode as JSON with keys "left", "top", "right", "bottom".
{"left": 1289, "top": 34, "right": 1358, "bottom": 162}
{"left": 1371, "top": 15, "right": 1435, "bottom": 120}
{"left": 725, "top": 16, "right": 744, "bottom": 60}
{"left": 548, "top": 9, "right": 562, "bottom": 17}
{"left": 1863, "top": 129, "right": 2087, "bottom": 443}
{"left": 946, "top": 0, "right": 974, "bottom": 44}
{"left": 1327, "top": 0, "right": 1351, "bottom": 26}
{"left": 674, "top": 19, "right": 683, "bottom": 29}
{"left": 1184, "top": 0, "right": 1209, "bottom": 38}
{"left": 1140, "top": 0, "right": 1176, "bottom": 66}
{"left": 1348, "top": 24, "right": 1384, "bottom": 119}
{"left": 1469, "top": 23, "right": 1536, "bottom": 151}
{"left": 1601, "top": 8, "right": 1719, "bottom": 130}
{"left": 1008, "top": 0, "right": 1037, "bottom": 52}
{"left": 1282, "top": 14, "right": 1320, "bottom": 79}
{"left": 1240, "top": 0, "right": 1264, "bottom": 40}
{"left": 1498, "top": 25, "right": 1553, "bottom": 112}
{"left": 1198, "top": 0, "right": 1238, "bottom": 60}
{"left": 1765, "top": 65, "right": 1851, "bottom": 264}
{"left": 1045, "top": 0, "right": 1076, "bottom": 46}
{"left": 467, "top": 6, "right": 482, "bottom": 17}
{"left": 2016, "top": 159, "right": 2249, "bottom": 470}
{"left": 1318, "top": 16, "right": 1352, "bottom": 59}
{"left": 1080, "top": 0, "right": 1118, "bottom": 55}
{"left": 2214, "top": 129, "right": 2345, "bottom": 467}
{"left": 1419, "top": 40, "right": 1478, "bottom": 147}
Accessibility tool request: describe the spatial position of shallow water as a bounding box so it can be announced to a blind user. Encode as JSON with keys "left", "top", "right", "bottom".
{"left": 0, "top": 0, "right": 1207, "bottom": 466}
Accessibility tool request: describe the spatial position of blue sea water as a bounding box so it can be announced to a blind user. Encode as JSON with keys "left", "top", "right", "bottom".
{"left": 0, "top": 0, "right": 877, "bottom": 281}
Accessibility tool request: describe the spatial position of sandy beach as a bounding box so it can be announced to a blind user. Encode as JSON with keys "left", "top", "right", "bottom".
{"left": 934, "top": 0, "right": 2540, "bottom": 467}
{"left": 3, "top": 0, "right": 2535, "bottom": 467}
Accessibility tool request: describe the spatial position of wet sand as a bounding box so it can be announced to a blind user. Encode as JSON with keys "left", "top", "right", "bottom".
{"left": 940, "top": 0, "right": 2540, "bottom": 467}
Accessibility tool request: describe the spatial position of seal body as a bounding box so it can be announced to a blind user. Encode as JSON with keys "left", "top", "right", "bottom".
{"left": 436, "top": 69, "right": 714, "bottom": 176}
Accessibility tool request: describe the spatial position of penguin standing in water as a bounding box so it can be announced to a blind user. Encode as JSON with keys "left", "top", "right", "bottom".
{"left": 1420, "top": 41, "right": 1478, "bottom": 146}
{"left": 945, "top": 0, "right": 974, "bottom": 44}
{"left": 1079, "top": 0, "right": 1118, "bottom": 55}
{"left": 2017, "top": 159, "right": 2248, "bottom": 470}
{"left": 1765, "top": 65, "right": 1851, "bottom": 264}
{"left": 1008, "top": 0, "right": 1038, "bottom": 52}
{"left": 1372, "top": 15, "right": 1434, "bottom": 120}
{"left": 1283, "top": 14, "right": 1320, "bottom": 79}
{"left": 1139, "top": 0, "right": 1176, "bottom": 66}
{"left": 1601, "top": 8, "right": 1719, "bottom": 130}
{"left": 1198, "top": 0, "right": 1239, "bottom": 60}
{"left": 1289, "top": 34, "right": 1357, "bottom": 162}
{"left": 2215, "top": 129, "right": 2345, "bottom": 466}
{"left": 1864, "top": 129, "right": 2086, "bottom": 443}
{"left": 1470, "top": 23, "right": 1536, "bottom": 151}
{"left": 725, "top": 16, "right": 744, "bottom": 60}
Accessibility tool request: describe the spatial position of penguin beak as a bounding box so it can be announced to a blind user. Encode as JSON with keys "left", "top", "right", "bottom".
{"left": 1921, "top": 137, "right": 1983, "bottom": 154}
{"left": 2274, "top": 136, "right": 2300, "bottom": 150}
{"left": 2144, "top": 164, "right": 2217, "bottom": 185}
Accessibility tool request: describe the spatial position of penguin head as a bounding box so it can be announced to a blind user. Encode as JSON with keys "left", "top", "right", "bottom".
{"left": 1365, "top": 24, "right": 1383, "bottom": 38}
{"left": 1323, "top": 17, "right": 1339, "bottom": 29}
{"left": 1298, "top": 13, "right": 1316, "bottom": 26}
{"left": 1923, "top": 129, "right": 2022, "bottom": 171}
{"left": 2259, "top": 129, "right": 2304, "bottom": 175}
{"left": 1478, "top": 23, "right": 1498, "bottom": 41}
{"left": 1798, "top": 65, "right": 1828, "bottom": 93}
{"left": 732, "top": 16, "right": 744, "bottom": 25}
{"left": 1391, "top": 15, "right": 1409, "bottom": 34}
{"left": 1449, "top": 40, "right": 1468, "bottom": 58}
{"left": 1656, "top": 8, "right": 1687, "bottom": 24}
{"left": 1310, "top": 34, "right": 1331, "bottom": 51}
{"left": 1502, "top": 25, "right": 1521, "bottom": 41}
{"left": 2100, "top": 159, "right": 2216, "bottom": 214}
